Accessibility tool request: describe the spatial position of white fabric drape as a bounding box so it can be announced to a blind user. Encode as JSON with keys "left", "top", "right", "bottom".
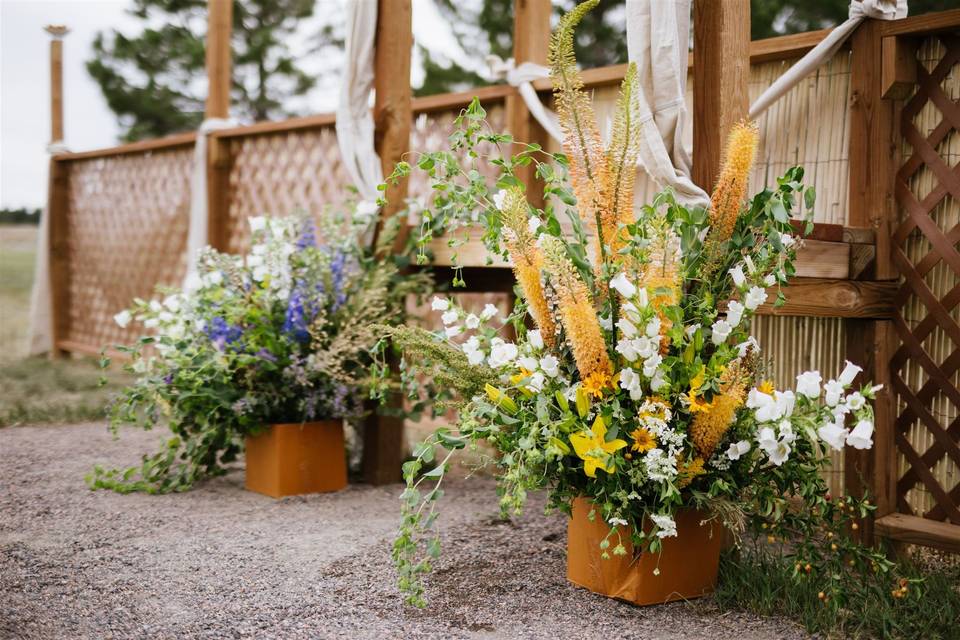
{"left": 336, "top": 0, "right": 383, "bottom": 202}
{"left": 184, "top": 117, "right": 237, "bottom": 281}
{"left": 749, "top": 0, "right": 908, "bottom": 118}
{"left": 28, "top": 196, "right": 55, "bottom": 355}
{"left": 626, "top": 0, "right": 709, "bottom": 207}
{"left": 487, "top": 56, "right": 564, "bottom": 143}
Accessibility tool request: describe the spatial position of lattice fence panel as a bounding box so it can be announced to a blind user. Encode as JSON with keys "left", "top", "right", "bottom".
{"left": 891, "top": 35, "right": 960, "bottom": 524}
{"left": 225, "top": 126, "right": 352, "bottom": 254}
{"left": 64, "top": 147, "right": 193, "bottom": 350}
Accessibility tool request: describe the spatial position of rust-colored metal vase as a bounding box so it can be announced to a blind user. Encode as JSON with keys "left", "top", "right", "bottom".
{"left": 244, "top": 420, "right": 347, "bottom": 498}
{"left": 566, "top": 497, "right": 723, "bottom": 605}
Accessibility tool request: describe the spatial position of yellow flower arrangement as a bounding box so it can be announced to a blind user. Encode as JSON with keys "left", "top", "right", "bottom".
{"left": 570, "top": 416, "right": 628, "bottom": 477}
{"left": 629, "top": 426, "right": 657, "bottom": 453}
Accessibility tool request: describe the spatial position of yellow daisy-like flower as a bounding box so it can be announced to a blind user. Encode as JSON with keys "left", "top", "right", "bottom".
{"left": 510, "top": 368, "right": 534, "bottom": 386}
{"left": 629, "top": 426, "right": 657, "bottom": 453}
{"left": 582, "top": 369, "right": 611, "bottom": 398}
{"left": 570, "top": 415, "right": 628, "bottom": 478}
{"left": 687, "top": 391, "right": 712, "bottom": 414}
{"left": 758, "top": 379, "right": 776, "bottom": 396}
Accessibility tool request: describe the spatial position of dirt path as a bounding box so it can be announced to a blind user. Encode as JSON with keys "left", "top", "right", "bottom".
{"left": 0, "top": 423, "right": 809, "bottom": 639}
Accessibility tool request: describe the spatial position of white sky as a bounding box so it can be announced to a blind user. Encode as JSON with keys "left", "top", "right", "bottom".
{"left": 0, "top": 0, "right": 474, "bottom": 209}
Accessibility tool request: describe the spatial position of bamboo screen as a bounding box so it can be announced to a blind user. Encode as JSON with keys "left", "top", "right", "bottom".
{"left": 224, "top": 124, "right": 353, "bottom": 254}
{"left": 62, "top": 145, "right": 193, "bottom": 350}
{"left": 891, "top": 35, "right": 960, "bottom": 523}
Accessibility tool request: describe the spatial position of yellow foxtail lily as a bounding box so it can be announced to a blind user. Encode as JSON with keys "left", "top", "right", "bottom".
{"left": 569, "top": 416, "right": 628, "bottom": 478}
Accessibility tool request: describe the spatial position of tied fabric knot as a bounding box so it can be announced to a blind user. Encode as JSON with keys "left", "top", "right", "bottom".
{"left": 185, "top": 116, "right": 239, "bottom": 283}
{"left": 485, "top": 54, "right": 564, "bottom": 143}
{"left": 749, "top": 0, "right": 908, "bottom": 119}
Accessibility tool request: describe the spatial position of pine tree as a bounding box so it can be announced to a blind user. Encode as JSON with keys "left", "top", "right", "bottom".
{"left": 87, "top": 0, "right": 317, "bottom": 141}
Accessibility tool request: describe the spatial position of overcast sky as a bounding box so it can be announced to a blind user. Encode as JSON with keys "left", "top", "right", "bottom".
{"left": 0, "top": 0, "right": 470, "bottom": 210}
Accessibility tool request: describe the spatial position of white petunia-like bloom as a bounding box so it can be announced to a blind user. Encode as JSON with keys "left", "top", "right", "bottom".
{"left": 763, "top": 273, "right": 777, "bottom": 287}
{"left": 527, "top": 371, "right": 546, "bottom": 393}
{"left": 608, "top": 517, "right": 629, "bottom": 528}
{"left": 726, "top": 300, "right": 745, "bottom": 328}
{"left": 540, "top": 354, "right": 560, "bottom": 378}
{"left": 780, "top": 232, "right": 796, "bottom": 248}
{"left": 748, "top": 390, "right": 780, "bottom": 423}
{"left": 743, "top": 286, "right": 768, "bottom": 311}
{"left": 492, "top": 189, "right": 507, "bottom": 210}
{"left": 617, "top": 317, "right": 638, "bottom": 338}
{"left": 518, "top": 356, "right": 538, "bottom": 372}
{"left": 441, "top": 310, "right": 459, "bottom": 326}
{"left": 729, "top": 264, "right": 747, "bottom": 288}
{"left": 650, "top": 369, "right": 668, "bottom": 392}
{"left": 445, "top": 325, "right": 462, "bottom": 338}
{"left": 355, "top": 200, "right": 379, "bottom": 221}
{"left": 766, "top": 440, "right": 792, "bottom": 466}
{"left": 431, "top": 296, "right": 450, "bottom": 311}
{"left": 487, "top": 339, "right": 518, "bottom": 368}
{"left": 636, "top": 287, "right": 649, "bottom": 308}
{"left": 248, "top": 216, "right": 267, "bottom": 232}
{"left": 464, "top": 313, "right": 480, "bottom": 329}
{"left": 528, "top": 329, "right": 544, "bottom": 350}
{"left": 796, "top": 370, "right": 822, "bottom": 399}
{"left": 163, "top": 295, "right": 181, "bottom": 312}
{"left": 838, "top": 360, "right": 863, "bottom": 386}
{"left": 645, "top": 317, "right": 661, "bottom": 338}
{"left": 774, "top": 390, "right": 796, "bottom": 418}
{"left": 528, "top": 217, "right": 543, "bottom": 234}
{"left": 726, "top": 440, "right": 752, "bottom": 460}
{"left": 144, "top": 317, "right": 160, "bottom": 329}
{"left": 113, "top": 310, "right": 132, "bottom": 328}
{"left": 184, "top": 272, "right": 203, "bottom": 292}
{"left": 480, "top": 303, "right": 499, "bottom": 321}
{"left": 650, "top": 514, "right": 678, "bottom": 538}
{"left": 619, "top": 367, "right": 644, "bottom": 400}
{"left": 845, "top": 391, "right": 866, "bottom": 411}
{"left": 463, "top": 336, "right": 485, "bottom": 366}
{"left": 818, "top": 420, "right": 849, "bottom": 451}
{"left": 711, "top": 319, "right": 732, "bottom": 345}
{"left": 610, "top": 272, "right": 637, "bottom": 299}
{"left": 823, "top": 379, "right": 844, "bottom": 407}
{"left": 756, "top": 426, "right": 778, "bottom": 451}
{"left": 616, "top": 338, "right": 640, "bottom": 362}
{"left": 847, "top": 420, "right": 874, "bottom": 449}
{"left": 736, "top": 336, "right": 760, "bottom": 357}
{"left": 642, "top": 354, "right": 662, "bottom": 378}
{"left": 246, "top": 254, "right": 264, "bottom": 268}
{"left": 149, "top": 300, "right": 163, "bottom": 313}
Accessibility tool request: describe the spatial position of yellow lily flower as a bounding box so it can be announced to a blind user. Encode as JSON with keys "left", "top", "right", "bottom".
{"left": 569, "top": 416, "right": 628, "bottom": 478}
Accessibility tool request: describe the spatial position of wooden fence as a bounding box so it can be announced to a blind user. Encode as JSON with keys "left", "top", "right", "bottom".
{"left": 44, "top": 11, "right": 960, "bottom": 551}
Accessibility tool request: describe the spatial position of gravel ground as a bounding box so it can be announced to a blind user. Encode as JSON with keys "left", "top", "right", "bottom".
{"left": 0, "top": 422, "right": 811, "bottom": 639}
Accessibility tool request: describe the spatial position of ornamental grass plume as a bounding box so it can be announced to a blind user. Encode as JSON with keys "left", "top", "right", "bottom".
{"left": 550, "top": 0, "right": 612, "bottom": 270}
{"left": 690, "top": 356, "right": 753, "bottom": 458}
{"left": 639, "top": 215, "right": 683, "bottom": 343}
{"left": 604, "top": 63, "right": 643, "bottom": 264}
{"left": 702, "top": 121, "right": 759, "bottom": 276}
{"left": 500, "top": 187, "right": 557, "bottom": 346}
{"left": 540, "top": 235, "right": 612, "bottom": 382}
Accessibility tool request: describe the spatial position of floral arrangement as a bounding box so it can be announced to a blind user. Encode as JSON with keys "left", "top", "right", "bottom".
{"left": 387, "top": 0, "right": 887, "bottom": 607}
{"left": 90, "top": 206, "right": 429, "bottom": 493}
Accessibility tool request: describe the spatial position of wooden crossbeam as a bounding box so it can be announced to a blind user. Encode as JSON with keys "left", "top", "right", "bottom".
{"left": 874, "top": 513, "right": 960, "bottom": 553}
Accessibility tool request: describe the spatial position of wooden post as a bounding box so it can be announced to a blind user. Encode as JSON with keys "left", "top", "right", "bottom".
{"left": 204, "top": 0, "right": 233, "bottom": 252}
{"left": 45, "top": 25, "right": 70, "bottom": 358}
{"left": 508, "top": 0, "right": 551, "bottom": 208}
{"left": 44, "top": 25, "right": 68, "bottom": 145}
{"left": 363, "top": 0, "right": 413, "bottom": 486}
{"left": 844, "top": 19, "right": 901, "bottom": 543}
{"left": 692, "top": 0, "right": 751, "bottom": 191}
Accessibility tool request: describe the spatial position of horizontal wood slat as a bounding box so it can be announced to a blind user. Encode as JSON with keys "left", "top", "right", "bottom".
{"left": 874, "top": 513, "right": 960, "bottom": 553}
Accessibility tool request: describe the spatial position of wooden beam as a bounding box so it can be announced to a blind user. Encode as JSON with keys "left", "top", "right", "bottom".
{"left": 53, "top": 132, "right": 197, "bottom": 161}
{"left": 44, "top": 25, "right": 68, "bottom": 144}
{"left": 204, "top": 0, "right": 232, "bottom": 119}
{"left": 47, "top": 158, "right": 71, "bottom": 358}
{"left": 874, "top": 513, "right": 960, "bottom": 554}
{"left": 881, "top": 36, "right": 918, "bottom": 100}
{"left": 508, "top": 0, "right": 551, "bottom": 209}
{"left": 754, "top": 279, "right": 897, "bottom": 319}
{"left": 364, "top": 0, "right": 413, "bottom": 487}
{"left": 879, "top": 8, "right": 960, "bottom": 37}
{"left": 692, "top": 0, "right": 751, "bottom": 191}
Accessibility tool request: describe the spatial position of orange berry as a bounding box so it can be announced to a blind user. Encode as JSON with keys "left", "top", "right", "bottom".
{"left": 831, "top": 543, "right": 838, "bottom": 551}
{"left": 818, "top": 591, "right": 825, "bottom": 600}
{"left": 851, "top": 523, "right": 859, "bottom": 531}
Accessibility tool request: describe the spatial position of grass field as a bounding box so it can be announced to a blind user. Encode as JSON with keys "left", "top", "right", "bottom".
{"left": 0, "top": 225, "right": 130, "bottom": 427}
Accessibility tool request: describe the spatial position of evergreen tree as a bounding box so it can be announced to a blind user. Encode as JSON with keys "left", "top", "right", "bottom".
{"left": 87, "top": 0, "right": 316, "bottom": 141}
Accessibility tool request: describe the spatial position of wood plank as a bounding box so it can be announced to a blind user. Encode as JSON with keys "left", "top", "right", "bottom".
{"left": 879, "top": 9, "right": 960, "bottom": 37}
{"left": 882, "top": 36, "right": 918, "bottom": 100}
{"left": 204, "top": 0, "right": 232, "bottom": 119}
{"left": 412, "top": 84, "right": 512, "bottom": 114}
{"left": 54, "top": 132, "right": 197, "bottom": 161}
{"left": 793, "top": 239, "right": 850, "bottom": 279}
{"left": 875, "top": 513, "right": 960, "bottom": 553}
{"left": 755, "top": 279, "right": 897, "bottom": 319}
{"left": 211, "top": 113, "right": 336, "bottom": 139}
{"left": 692, "top": 0, "right": 751, "bottom": 191}
{"left": 45, "top": 26, "right": 66, "bottom": 143}
{"left": 47, "top": 158, "right": 71, "bottom": 358}
{"left": 364, "top": 0, "right": 413, "bottom": 487}
{"left": 508, "top": 0, "right": 551, "bottom": 209}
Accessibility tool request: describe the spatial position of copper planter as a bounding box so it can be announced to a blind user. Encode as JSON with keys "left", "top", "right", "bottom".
{"left": 244, "top": 420, "right": 347, "bottom": 498}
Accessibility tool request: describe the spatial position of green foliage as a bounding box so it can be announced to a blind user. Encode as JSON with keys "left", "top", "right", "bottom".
{"left": 717, "top": 537, "right": 960, "bottom": 639}
{"left": 0, "top": 208, "right": 41, "bottom": 226}
{"left": 87, "top": 0, "right": 317, "bottom": 141}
